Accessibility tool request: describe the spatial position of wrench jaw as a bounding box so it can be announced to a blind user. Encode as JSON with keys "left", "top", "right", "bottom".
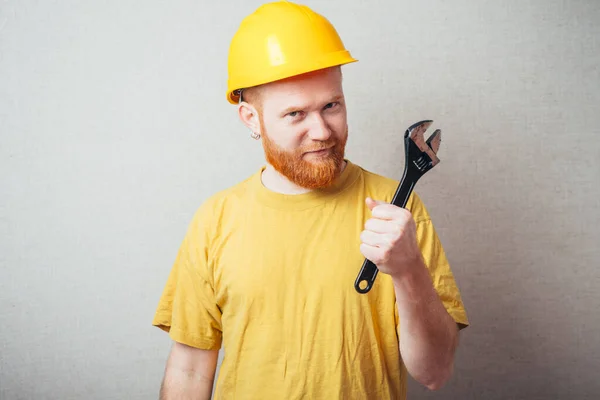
{"left": 426, "top": 129, "right": 442, "bottom": 155}
{"left": 406, "top": 120, "right": 441, "bottom": 170}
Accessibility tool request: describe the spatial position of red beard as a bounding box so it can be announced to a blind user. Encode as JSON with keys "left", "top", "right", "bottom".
{"left": 261, "top": 120, "right": 347, "bottom": 190}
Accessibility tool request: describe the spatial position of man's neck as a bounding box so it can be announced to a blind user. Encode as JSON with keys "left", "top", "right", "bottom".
{"left": 261, "top": 161, "right": 347, "bottom": 195}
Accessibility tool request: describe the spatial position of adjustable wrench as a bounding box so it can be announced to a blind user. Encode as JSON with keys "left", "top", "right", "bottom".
{"left": 354, "top": 120, "right": 442, "bottom": 294}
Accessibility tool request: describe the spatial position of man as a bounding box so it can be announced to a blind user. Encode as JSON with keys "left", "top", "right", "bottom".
{"left": 152, "top": 1, "right": 469, "bottom": 399}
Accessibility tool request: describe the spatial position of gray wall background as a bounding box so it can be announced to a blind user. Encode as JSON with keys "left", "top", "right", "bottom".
{"left": 1, "top": 0, "right": 599, "bottom": 399}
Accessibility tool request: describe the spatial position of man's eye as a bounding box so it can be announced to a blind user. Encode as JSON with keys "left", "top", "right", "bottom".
{"left": 287, "top": 111, "right": 303, "bottom": 119}
{"left": 324, "top": 102, "right": 338, "bottom": 110}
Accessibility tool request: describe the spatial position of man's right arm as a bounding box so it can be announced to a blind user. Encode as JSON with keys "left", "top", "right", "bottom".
{"left": 160, "top": 342, "right": 219, "bottom": 400}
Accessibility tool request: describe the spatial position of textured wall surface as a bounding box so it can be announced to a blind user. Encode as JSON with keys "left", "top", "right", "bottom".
{"left": 1, "top": 1, "right": 599, "bottom": 399}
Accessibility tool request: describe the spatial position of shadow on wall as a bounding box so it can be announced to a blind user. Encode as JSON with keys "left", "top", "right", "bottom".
{"left": 395, "top": 137, "right": 598, "bottom": 399}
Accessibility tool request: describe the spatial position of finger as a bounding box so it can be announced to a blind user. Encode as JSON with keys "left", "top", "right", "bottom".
{"left": 364, "top": 218, "right": 401, "bottom": 234}
{"left": 360, "top": 243, "right": 382, "bottom": 265}
{"left": 360, "top": 230, "right": 392, "bottom": 248}
{"left": 370, "top": 203, "right": 406, "bottom": 220}
{"left": 366, "top": 197, "right": 387, "bottom": 211}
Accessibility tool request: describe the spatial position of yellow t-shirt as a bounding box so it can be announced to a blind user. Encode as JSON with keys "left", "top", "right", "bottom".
{"left": 153, "top": 160, "right": 469, "bottom": 399}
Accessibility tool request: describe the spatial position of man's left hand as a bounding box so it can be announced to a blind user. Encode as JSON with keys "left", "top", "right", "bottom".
{"left": 359, "top": 197, "right": 423, "bottom": 279}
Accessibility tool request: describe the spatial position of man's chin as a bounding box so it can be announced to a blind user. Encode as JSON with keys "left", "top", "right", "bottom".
{"left": 265, "top": 144, "right": 346, "bottom": 189}
{"left": 300, "top": 164, "right": 343, "bottom": 189}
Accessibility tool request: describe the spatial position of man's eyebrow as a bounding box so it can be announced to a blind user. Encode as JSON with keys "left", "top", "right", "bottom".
{"left": 280, "top": 104, "right": 305, "bottom": 116}
{"left": 279, "top": 95, "right": 344, "bottom": 116}
{"left": 323, "top": 94, "right": 344, "bottom": 105}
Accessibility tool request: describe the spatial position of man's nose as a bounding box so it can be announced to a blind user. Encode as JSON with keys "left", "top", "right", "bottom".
{"left": 307, "top": 113, "right": 332, "bottom": 141}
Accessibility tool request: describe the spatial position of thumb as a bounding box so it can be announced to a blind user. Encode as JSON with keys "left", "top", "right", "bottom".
{"left": 366, "top": 197, "right": 386, "bottom": 211}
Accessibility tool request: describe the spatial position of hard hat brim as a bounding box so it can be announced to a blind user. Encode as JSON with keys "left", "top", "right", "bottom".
{"left": 227, "top": 51, "right": 358, "bottom": 104}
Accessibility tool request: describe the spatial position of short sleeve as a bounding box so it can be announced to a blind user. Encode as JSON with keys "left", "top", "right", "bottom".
{"left": 408, "top": 193, "right": 470, "bottom": 329}
{"left": 152, "top": 201, "right": 223, "bottom": 349}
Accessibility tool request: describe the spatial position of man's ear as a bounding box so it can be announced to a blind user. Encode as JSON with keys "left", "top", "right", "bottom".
{"left": 238, "top": 102, "right": 261, "bottom": 135}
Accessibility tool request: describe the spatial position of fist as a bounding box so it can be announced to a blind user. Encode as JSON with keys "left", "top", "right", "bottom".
{"left": 359, "top": 197, "right": 422, "bottom": 278}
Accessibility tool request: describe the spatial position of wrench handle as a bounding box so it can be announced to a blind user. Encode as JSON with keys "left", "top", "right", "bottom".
{"left": 391, "top": 178, "right": 416, "bottom": 209}
{"left": 354, "top": 171, "right": 422, "bottom": 294}
{"left": 354, "top": 258, "right": 379, "bottom": 293}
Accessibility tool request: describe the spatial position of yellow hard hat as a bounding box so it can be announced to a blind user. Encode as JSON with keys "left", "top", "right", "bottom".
{"left": 226, "top": 1, "right": 358, "bottom": 104}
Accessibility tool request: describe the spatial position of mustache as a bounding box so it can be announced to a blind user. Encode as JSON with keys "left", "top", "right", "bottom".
{"left": 301, "top": 140, "right": 338, "bottom": 153}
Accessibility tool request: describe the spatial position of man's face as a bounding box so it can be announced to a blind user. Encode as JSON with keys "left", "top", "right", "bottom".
{"left": 255, "top": 67, "right": 348, "bottom": 189}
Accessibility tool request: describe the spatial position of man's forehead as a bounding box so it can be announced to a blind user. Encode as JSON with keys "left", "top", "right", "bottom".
{"left": 276, "top": 67, "right": 342, "bottom": 88}
{"left": 262, "top": 68, "right": 343, "bottom": 105}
